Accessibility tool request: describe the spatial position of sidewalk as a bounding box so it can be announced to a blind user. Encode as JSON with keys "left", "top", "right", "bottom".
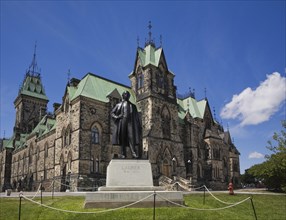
{"left": 0, "top": 191, "right": 86, "bottom": 198}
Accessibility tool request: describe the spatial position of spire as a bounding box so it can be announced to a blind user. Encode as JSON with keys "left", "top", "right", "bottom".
{"left": 145, "top": 21, "right": 155, "bottom": 47}
{"left": 26, "top": 41, "right": 41, "bottom": 77}
{"left": 137, "top": 36, "right": 140, "bottom": 47}
{"left": 67, "top": 69, "right": 71, "bottom": 84}
{"left": 204, "top": 88, "right": 207, "bottom": 100}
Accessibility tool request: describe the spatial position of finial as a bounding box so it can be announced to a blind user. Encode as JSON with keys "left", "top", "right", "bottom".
{"left": 67, "top": 69, "right": 71, "bottom": 83}
{"left": 148, "top": 21, "right": 152, "bottom": 42}
{"left": 145, "top": 21, "right": 155, "bottom": 47}
{"left": 213, "top": 107, "right": 217, "bottom": 121}
{"left": 137, "top": 36, "right": 140, "bottom": 47}
{"left": 3, "top": 130, "right": 5, "bottom": 140}
{"left": 27, "top": 41, "right": 40, "bottom": 76}
{"left": 227, "top": 123, "right": 229, "bottom": 131}
{"left": 160, "top": 34, "right": 163, "bottom": 47}
{"left": 204, "top": 88, "right": 207, "bottom": 99}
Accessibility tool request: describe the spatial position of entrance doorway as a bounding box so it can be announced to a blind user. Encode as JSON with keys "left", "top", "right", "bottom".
{"left": 162, "top": 159, "right": 171, "bottom": 177}
{"left": 60, "top": 164, "right": 67, "bottom": 192}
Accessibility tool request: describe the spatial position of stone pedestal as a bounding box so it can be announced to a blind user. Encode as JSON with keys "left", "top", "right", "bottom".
{"left": 84, "top": 159, "right": 184, "bottom": 208}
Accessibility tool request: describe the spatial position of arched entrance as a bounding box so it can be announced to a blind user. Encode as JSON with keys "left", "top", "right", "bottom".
{"left": 60, "top": 164, "right": 67, "bottom": 192}
{"left": 162, "top": 159, "right": 171, "bottom": 177}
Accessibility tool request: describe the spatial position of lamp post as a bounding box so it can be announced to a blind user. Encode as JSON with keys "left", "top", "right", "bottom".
{"left": 21, "top": 176, "right": 24, "bottom": 192}
{"left": 187, "top": 159, "right": 191, "bottom": 174}
{"left": 172, "top": 157, "right": 176, "bottom": 177}
{"left": 40, "top": 173, "right": 43, "bottom": 204}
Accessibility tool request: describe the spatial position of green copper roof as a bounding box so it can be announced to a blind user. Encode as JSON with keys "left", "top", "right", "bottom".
{"left": 4, "top": 133, "right": 28, "bottom": 150}
{"left": 14, "top": 134, "right": 28, "bottom": 150}
{"left": 177, "top": 97, "right": 207, "bottom": 121}
{"left": 19, "top": 74, "right": 48, "bottom": 101}
{"left": 71, "top": 73, "right": 136, "bottom": 103}
{"left": 138, "top": 45, "right": 162, "bottom": 67}
{"left": 30, "top": 115, "right": 56, "bottom": 138}
{"left": 3, "top": 138, "right": 13, "bottom": 149}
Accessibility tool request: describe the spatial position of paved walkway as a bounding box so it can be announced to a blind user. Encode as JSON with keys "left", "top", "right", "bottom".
{"left": 1, "top": 188, "right": 285, "bottom": 198}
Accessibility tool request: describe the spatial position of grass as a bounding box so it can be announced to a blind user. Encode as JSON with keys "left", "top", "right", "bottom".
{"left": 0, "top": 193, "right": 285, "bottom": 220}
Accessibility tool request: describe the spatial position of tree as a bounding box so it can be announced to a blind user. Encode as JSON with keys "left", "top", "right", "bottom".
{"left": 248, "top": 120, "right": 286, "bottom": 192}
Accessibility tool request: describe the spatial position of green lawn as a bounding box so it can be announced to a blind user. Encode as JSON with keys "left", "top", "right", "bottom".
{"left": 0, "top": 193, "right": 285, "bottom": 220}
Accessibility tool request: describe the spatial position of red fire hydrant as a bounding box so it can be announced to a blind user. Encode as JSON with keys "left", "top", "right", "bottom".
{"left": 228, "top": 182, "right": 234, "bottom": 195}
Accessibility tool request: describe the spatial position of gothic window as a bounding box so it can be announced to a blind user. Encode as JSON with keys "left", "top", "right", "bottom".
{"left": 156, "top": 70, "right": 165, "bottom": 89}
{"left": 44, "top": 142, "right": 48, "bottom": 158}
{"left": 23, "top": 153, "right": 26, "bottom": 173}
{"left": 212, "top": 148, "right": 220, "bottom": 160}
{"left": 91, "top": 125, "right": 100, "bottom": 144}
{"left": 233, "top": 161, "right": 239, "bottom": 172}
{"left": 68, "top": 152, "right": 72, "bottom": 171}
{"left": 90, "top": 157, "right": 100, "bottom": 173}
{"left": 29, "top": 145, "right": 33, "bottom": 164}
{"left": 161, "top": 106, "right": 171, "bottom": 139}
{"left": 17, "top": 155, "right": 20, "bottom": 174}
{"left": 36, "top": 148, "right": 40, "bottom": 160}
{"left": 62, "top": 128, "right": 66, "bottom": 147}
{"left": 95, "top": 158, "right": 99, "bottom": 173}
{"left": 197, "top": 163, "right": 202, "bottom": 178}
{"left": 137, "top": 72, "right": 144, "bottom": 89}
{"left": 66, "top": 126, "right": 72, "bottom": 146}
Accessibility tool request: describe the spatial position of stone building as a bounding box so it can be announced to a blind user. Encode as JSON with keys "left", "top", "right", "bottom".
{"left": 0, "top": 37, "right": 240, "bottom": 192}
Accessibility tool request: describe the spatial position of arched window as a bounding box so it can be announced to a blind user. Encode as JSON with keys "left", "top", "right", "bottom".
{"left": 67, "top": 152, "right": 72, "bottom": 171}
{"left": 91, "top": 126, "right": 100, "bottom": 144}
{"left": 62, "top": 128, "right": 66, "bottom": 147}
{"left": 44, "top": 142, "right": 48, "bottom": 158}
{"left": 23, "top": 153, "right": 26, "bottom": 174}
{"left": 29, "top": 145, "right": 33, "bottom": 164}
{"left": 17, "top": 155, "right": 20, "bottom": 174}
{"left": 66, "top": 126, "right": 72, "bottom": 146}
{"left": 36, "top": 148, "right": 40, "bottom": 160}
{"left": 137, "top": 73, "right": 144, "bottom": 89}
{"left": 197, "top": 163, "right": 203, "bottom": 179}
{"left": 156, "top": 70, "right": 164, "bottom": 89}
{"left": 161, "top": 106, "right": 171, "bottom": 139}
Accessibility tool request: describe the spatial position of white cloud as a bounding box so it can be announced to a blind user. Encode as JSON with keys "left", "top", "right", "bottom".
{"left": 248, "top": 151, "right": 264, "bottom": 159}
{"left": 220, "top": 72, "right": 286, "bottom": 126}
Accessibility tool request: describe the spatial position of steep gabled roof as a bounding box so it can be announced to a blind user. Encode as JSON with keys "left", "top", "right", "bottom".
{"left": 29, "top": 114, "right": 56, "bottom": 138}
{"left": 18, "top": 74, "right": 48, "bottom": 101}
{"left": 71, "top": 73, "right": 136, "bottom": 103}
{"left": 177, "top": 97, "right": 207, "bottom": 121}
{"left": 138, "top": 45, "right": 163, "bottom": 67}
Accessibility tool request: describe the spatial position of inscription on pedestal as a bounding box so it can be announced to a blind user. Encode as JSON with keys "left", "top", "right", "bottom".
{"left": 106, "top": 159, "right": 153, "bottom": 187}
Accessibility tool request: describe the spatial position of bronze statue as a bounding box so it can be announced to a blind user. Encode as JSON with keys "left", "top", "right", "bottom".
{"left": 111, "top": 91, "right": 141, "bottom": 158}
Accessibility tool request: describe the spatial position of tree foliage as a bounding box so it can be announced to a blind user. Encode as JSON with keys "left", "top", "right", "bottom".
{"left": 248, "top": 120, "right": 286, "bottom": 192}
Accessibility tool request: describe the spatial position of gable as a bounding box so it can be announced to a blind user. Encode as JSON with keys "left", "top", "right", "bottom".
{"left": 71, "top": 73, "right": 136, "bottom": 103}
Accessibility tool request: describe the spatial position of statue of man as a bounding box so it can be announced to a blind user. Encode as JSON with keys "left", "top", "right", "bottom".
{"left": 111, "top": 91, "right": 141, "bottom": 158}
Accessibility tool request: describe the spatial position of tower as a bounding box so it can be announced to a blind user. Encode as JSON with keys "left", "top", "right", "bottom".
{"left": 14, "top": 44, "right": 49, "bottom": 135}
{"left": 129, "top": 22, "right": 186, "bottom": 180}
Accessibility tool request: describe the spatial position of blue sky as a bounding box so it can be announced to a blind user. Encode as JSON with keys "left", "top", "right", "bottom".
{"left": 1, "top": 1, "right": 285, "bottom": 173}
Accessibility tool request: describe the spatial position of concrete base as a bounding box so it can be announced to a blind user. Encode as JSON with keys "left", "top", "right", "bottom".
{"left": 99, "top": 186, "right": 164, "bottom": 191}
{"left": 84, "top": 159, "right": 184, "bottom": 208}
{"left": 84, "top": 191, "right": 184, "bottom": 208}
